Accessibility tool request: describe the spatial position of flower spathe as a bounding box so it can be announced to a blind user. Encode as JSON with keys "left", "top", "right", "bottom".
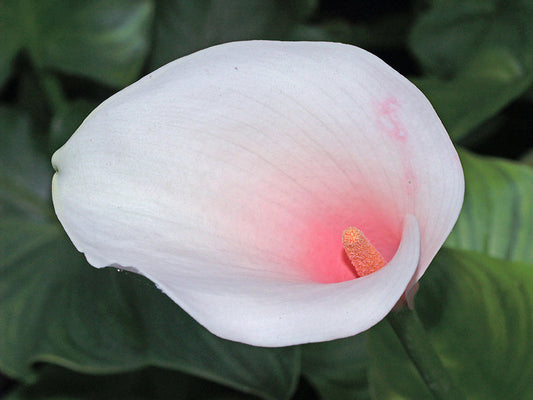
{"left": 51, "top": 41, "right": 464, "bottom": 346}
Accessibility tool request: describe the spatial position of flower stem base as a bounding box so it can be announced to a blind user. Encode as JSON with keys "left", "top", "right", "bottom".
{"left": 386, "top": 307, "right": 465, "bottom": 400}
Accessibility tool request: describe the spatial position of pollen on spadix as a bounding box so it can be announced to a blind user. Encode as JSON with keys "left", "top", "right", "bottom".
{"left": 342, "top": 227, "right": 387, "bottom": 277}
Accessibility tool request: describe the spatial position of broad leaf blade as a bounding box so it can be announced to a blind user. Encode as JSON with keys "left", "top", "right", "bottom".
{"left": 368, "top": 248, "right": 533, "bottom": 400}
{"left": 150, "top": 0, "right": 312, "bottom": 69}
{"left": 413, "top": 48, "right": 532, "bottom": 141}
{"left": 0, "top": 107, "right": 52, "bottom": 219}
{"left": 409, "top": 1, "right": 533, "bottom": 141}
{"left": 0, "top": 2, "right": 22, "bottom": 88}
{"left": 410, "top": 0, "right": 533, "bottom": 76}
{"left": 49, "top": 100, "right": 96, "bottom": 152}
{"left": 301, "top": 335, "right": 370, "bottom": 400}
{"left": 0, "top": 217, "right": 299, "bottom": 400}
{"left": 20, "top": 0, "right": 154, "bottom": 87}
{"left": 446, "top": 150, "right": 533, "bottom": 264}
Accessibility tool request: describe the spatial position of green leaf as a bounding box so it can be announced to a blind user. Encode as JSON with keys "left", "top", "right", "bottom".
{"left": 301, "top": 335, "right": 370, "bottom": 400}
{"left": 367, "top": 248, "right": 533, "bottom": 400}
{"left": 413, "top": 48, "right": 533, "bottom": 141}
{"left": 150, "top": 0, "right": 312, "bottom": 69}
{"left": 49, "top": 100, "right": 96, "bottom": 152}
{"left": 409, "top": 1, "right": 533, "bottom": 140}
{"left": 0, "top": 2, "right": 22, "bottom": 88}
{"left": 0, "top": 107, "right": 52, "bottom": 219}
{"left": 446, "top": 150, "right": 533, "bottom": 264}
{"left": 3, "top": 0, "right": 154, "bottom": 87}
{"left": 410, "top": 0, "right": 533, "bottom": 76}
{"left": 5, "top": 365, "right": 261, "bottom": 400}
{"left": 0, "top": 217, "right": 299, "bottom": 400}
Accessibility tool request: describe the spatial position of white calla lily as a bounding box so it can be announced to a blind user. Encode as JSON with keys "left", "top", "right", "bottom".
{"left": 52, "top": 41, "right": 464, "bottom": 346}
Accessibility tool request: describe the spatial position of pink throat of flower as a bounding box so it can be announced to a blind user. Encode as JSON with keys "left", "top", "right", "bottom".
{"left": 342, "top": 227, "right": 387, "bottom": 277}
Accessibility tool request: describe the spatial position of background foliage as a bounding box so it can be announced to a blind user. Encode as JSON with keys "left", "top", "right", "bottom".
{"left": 1, "top": 0, "right": 532, "bottom": 399}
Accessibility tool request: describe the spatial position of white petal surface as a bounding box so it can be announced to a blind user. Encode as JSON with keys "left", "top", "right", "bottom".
{"left": 143, "top": 214, "right": 420, "bottom": 346}
{"left": 52, "top": 41, "right": 463, "bottom": 345}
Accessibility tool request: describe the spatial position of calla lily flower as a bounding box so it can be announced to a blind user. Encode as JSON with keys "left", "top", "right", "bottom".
{"left": 51, "top": 41, "right": 464, "bottom": 347}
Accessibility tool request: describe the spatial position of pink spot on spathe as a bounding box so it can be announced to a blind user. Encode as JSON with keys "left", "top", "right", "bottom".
{"left": 377, "top": 97, "right": 407, "bottom": 141}
{"left": 376, "top": 98, "right": 418, "bottom": 197}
